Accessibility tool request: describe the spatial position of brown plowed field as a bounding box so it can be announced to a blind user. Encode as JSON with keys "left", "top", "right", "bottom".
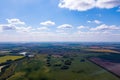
{"left": 89, "top": 57, "right": 120, "bottom": 77}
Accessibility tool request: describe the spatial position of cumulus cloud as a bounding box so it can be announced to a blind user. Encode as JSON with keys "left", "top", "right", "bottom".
{"left": 0, "top": 24, "right": 15, "bottom": 31}
{"left": 6, "top": 18, "right": 25, "bottom": 25}
{"left": 58, "top": 0, "right": 120, "bottom": 11}
{"left": 15, "top": 26, "right": 34, "bottom": 33}
{"left": 90, "top": 24, "right": 120, "bottom": 31}
{"left": 88, "top": 20, "right": 101, "bottom": 24}
{"left": 59, "top": 0, "right": 95, "bottom": 11}
{"left": 96, "top": 0, "right": 120, "bottom": 9}
{"left": 40, "top": 21, "right": 55, "bottom": 26}
{"left": 77, "top": 25, "right": 88, "bottom": 29}
{"left": 0, "top": 18, "right": 120, "bottom": 42}
{"left": 94, "top": 20, "right": 101, "bottom": 24}
{"left": 0, "top": 18, "right": 34, "bottom": 33}
{"left": 37, "top": 27, "right": 50, "bottom": 31}
{"left": 57, "top": 24, "right": 73, "bottom": 29}
{"left": 73, "top": 31, "right": 120, "bottom": 42}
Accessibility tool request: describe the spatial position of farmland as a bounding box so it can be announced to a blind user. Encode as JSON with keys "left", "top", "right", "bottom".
{"left": 0, "top": 42, "right": 120, "bottom": 80}
{"left": 86, "top": 49, "right": 120, "bottom": 54}
{"left": 0, "top": 55, "right": 24, "bottom": 63}
{"left": 7, "top": 53, "right": 120, "bottom": 80}
{"left": 89, "top": 57, "right": 120, "bottom": 77}
{"left": 0, "top": 55, "right": 24, "bottom": 79}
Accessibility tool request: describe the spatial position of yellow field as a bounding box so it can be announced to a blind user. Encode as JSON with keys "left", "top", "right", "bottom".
{"left": 86, "top": 49, "right": 120, "bottom": 53}
{"left": 0, "top": 55, "right": 24, "bottom": 63}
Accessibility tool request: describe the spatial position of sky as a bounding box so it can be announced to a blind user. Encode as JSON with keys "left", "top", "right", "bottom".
{"left": 0, "top": 0, "right": 120, "bottom": 42}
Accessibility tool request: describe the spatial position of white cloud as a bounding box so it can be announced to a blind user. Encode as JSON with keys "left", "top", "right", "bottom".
{"left": 72, "top": 31, "right": 120, "bottom": 42}
{"left": 87, "top": 21, "right": 92, "bottom": 23}
{"left": 96, "top": 0, "right": 120, "bottom": 9}
{"left": 0, "top": 18, "right": 34, "bottom": 33}
{"left": 0, "top": 24, "right": 15, "bottom": 31}
{"left": 6, "top": 18, "right": 25, "bottom": 25}
{"left": 90, "top": 24, "right": 120, "bottom": 31}
{"left": 87, "top": 20, "right": 102, "bottom": 24}
{"left": 57, "top": 24, "right": 73, "bottom": 29}
{"left": 59, "top": 0, "right": 120, "bottom": 11}
{"left": 94, "top": 20, "right": 101, "bottom": 24}
{"left": 0, "top": 30, "right": 120, "bottom": 42}
{"left": 56, "top": 29, "right": 68, "bottom": 34}
{"left": 15, "top": 26, "right": 34, "bottom": 33}
{"left": 40, "top": 20, "right": 55, "bottom": 26}
{"left": 59, "top": 0, "right": 95, "bottom": 11}
{"left": 0, "top": 18, "right": 120, "bottom": 42}
{"left": 37, "top": 27, "right": 50, "bottom": 31}
{"left": 77, "top": 25, "right": 88, "bottom": 29}
{"left": 0, "top": 27, "right": 2, "bottom": 32}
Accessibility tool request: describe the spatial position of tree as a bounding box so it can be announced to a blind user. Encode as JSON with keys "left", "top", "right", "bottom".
{"left": 64, "top": 60, "right": 72, "bottom": 65}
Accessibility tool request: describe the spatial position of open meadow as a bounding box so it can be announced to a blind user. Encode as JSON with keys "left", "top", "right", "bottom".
{"left": 7, "top": 53, "right": 120, "bottom": 80}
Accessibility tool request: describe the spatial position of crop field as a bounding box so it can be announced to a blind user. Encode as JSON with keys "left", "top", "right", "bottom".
{"left": 0, "top": 55, "right": 24, "bottom": 63}
{"left": 7, "top": 53, "right": 120, "bottom": 80}
{"left": 0, "top": 43, "right": 120, "bottom": 80}
{"left": 89, "top": 57, "right": 120, "bottom": 77}
{"left": 86, "top": 49, "right": 120, "bottom": 53}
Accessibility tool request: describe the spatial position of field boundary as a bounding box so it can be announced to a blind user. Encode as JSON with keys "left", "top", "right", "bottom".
{"left": 87, "top": 58, "right": 120, "bottom": 78}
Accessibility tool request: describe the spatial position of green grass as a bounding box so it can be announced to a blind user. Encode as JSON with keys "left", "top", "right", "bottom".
{"left": 0, "top": 55, "right": 24, "bottom": 63}
{"left": 8, "top": 54, "right": 120, "bottom": 80}
{"left": 47, "top": 54, "right": 120, "bottom": 80}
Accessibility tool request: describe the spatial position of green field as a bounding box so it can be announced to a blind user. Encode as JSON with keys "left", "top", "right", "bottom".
{"left": 0, "top": 55, "right": 24, "bottom": 63}
{"left": 7, "top": 53, "right": 120, "bottom": 80}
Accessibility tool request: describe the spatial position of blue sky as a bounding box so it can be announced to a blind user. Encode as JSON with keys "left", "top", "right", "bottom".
{"left": 0, "top": 0, "right": 120, "bottom": 42}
